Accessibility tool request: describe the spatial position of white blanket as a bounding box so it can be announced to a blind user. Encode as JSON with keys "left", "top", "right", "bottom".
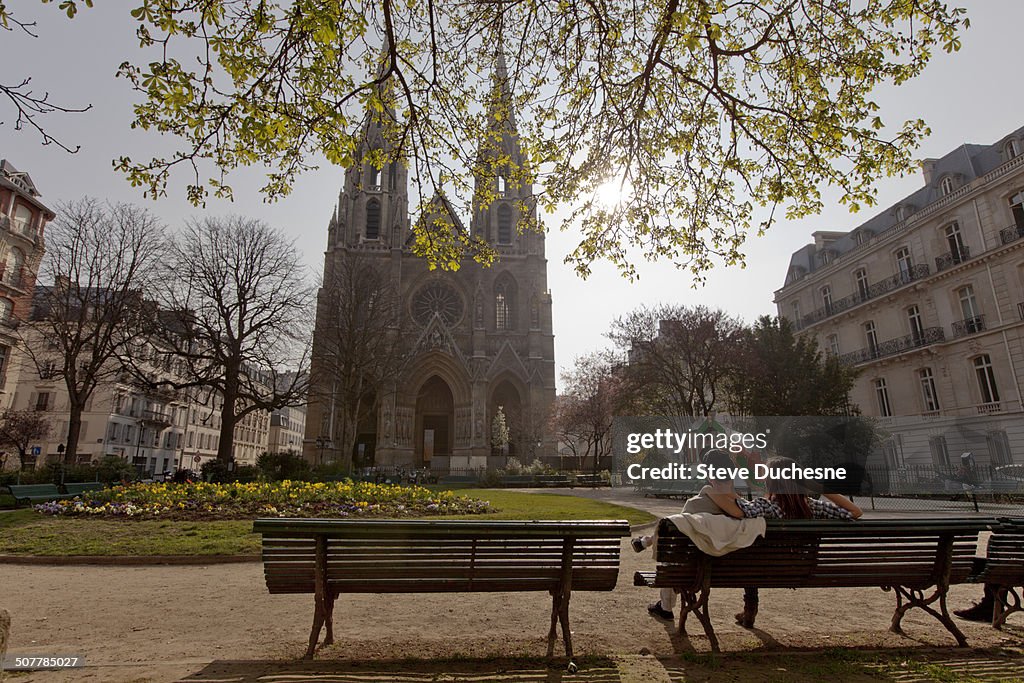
{"left": 666, "top": 513, "right": 766, "bottom": 556}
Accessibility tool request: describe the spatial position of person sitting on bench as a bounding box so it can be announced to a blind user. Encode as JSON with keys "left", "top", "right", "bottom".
{"left": 733, "top": 456, "right": 863, "bottom": 627}
{"left": 631, "top": 449, "right": 746, "bottom": 621}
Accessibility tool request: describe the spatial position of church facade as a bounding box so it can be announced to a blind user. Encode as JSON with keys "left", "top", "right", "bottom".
{"left": 303, "top": 65, "right": 557, "bottom": 472}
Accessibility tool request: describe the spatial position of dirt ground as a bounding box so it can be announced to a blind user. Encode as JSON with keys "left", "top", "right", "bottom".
{"left": 2, "top": 539, "right": 1023, "bottom": 683}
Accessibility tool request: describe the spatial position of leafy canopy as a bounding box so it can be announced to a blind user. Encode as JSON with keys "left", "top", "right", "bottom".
{"left": 4, "top": 1, "right": 969, "bottom": 280}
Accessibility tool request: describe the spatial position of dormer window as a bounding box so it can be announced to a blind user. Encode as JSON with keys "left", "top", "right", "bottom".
{"left": 854, "top": 230, "right": 869, "bottom": 245}
{"left": 819, "top": 249, "right": 833, "bottom": 265}
{"left": 939, "top": 176, "right": 955, "bottom": 197}
{"left": 1005, "top": 140, "right": 1020, "bottom": 161}
{"left": 895, "top": 206, "right": 909, "bottom": 222}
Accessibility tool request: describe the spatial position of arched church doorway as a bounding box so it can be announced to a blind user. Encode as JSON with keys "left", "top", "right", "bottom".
{"left": 415, "top": 375, "right": 454, "bottom": 467}
{"left": 489, "top": 379, "right": 523, "bottom": 459}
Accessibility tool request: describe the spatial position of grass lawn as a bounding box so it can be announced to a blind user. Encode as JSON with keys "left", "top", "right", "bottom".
{"left": 0, "top": 489, "right": 652, "bottom": 557}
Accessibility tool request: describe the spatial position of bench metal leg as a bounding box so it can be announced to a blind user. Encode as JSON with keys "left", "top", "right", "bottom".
{"left": 993, "top": 586, "right": 1020, "bottom": 630}
{"left": 305, "top": 592, "right": 327, "bottom": 659}
{"left": 677, "top": 585, "right": 719, "bottom": 652}
{"left": 324, "top": 592, "right": 338, "bottom": 646}
{"left": 886, "top": 584, "right": 968, "bottom": 647}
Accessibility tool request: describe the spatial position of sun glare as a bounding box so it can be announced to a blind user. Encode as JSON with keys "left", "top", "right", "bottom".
{"left": 592, "top": 177, "right": 632, "bottom": 209}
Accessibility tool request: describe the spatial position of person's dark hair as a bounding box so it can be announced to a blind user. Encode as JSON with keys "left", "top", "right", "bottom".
{"left": 764, "top": 456, "right": 813, "bottom": 519}
{"left": 701, "top": 449, "right": 734, "bottom": 481}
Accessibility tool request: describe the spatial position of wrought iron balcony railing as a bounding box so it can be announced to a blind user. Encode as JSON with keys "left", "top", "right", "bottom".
{"left": 800, "top": 263, "right": 930, "bottom": 327}
{"left": 1000, "top": 224, "right": 1024, "bottom": 246}
{"left": 951, "top": 314, "right": 986, "bottom": 338}
{"left": 935, "top": 246, "right": 971, "bottom": 272}
{"left": 838, "top": 326, "right": 944, "bottom": 365}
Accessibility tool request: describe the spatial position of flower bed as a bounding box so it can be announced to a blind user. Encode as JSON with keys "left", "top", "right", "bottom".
{"left": 33, "top": 480, "right": 493, "bottom": 519}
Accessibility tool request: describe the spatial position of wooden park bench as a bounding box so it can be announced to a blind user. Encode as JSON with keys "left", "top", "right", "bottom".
{"left": 62, "top": 482, "right": 104, "bottom": 496}
{"left": 574, "top": 474, "right": 609, "bottom": 488}
{"left": 253, "top": 518, "right": 629, "bottom": 668}
{"left": 437, "top": 474, "right": 477, "bottom": 487}
{"left": 536, "top": 474, "right": 572, "bottom": 487}
{"left": 6, "top": 484, "right": 76, "bottom": 506}
{"left": 971, "top": 518, "right": 1024, "bottom": 628}
{"left": 634, "top": 517, "right": 996, "bottom": 651}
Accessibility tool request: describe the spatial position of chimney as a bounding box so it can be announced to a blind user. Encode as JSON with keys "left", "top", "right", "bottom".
{"left": 921, "top": 159, "right": 939, "bottom": 185}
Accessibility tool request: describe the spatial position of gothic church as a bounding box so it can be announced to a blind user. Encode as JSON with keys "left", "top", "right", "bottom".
{"left": 304, "top": 57, "right": 557, "bottom": 471}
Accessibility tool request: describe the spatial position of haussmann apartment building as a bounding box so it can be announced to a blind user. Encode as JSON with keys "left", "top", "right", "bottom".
{"left": 775, "top": 124, "right": 1024, "bottom": 487}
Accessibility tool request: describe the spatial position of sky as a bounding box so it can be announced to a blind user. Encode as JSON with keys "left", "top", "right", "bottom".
{"left": 2, "top": 2, "right": 1023, "bottom": 389}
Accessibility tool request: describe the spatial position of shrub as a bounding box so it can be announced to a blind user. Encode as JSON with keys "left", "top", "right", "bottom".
{"left": 95, "top": 456, "right": 137, "bottom": 485}
{"left": 257, "top": 452, "right": 311, "bottom": 481}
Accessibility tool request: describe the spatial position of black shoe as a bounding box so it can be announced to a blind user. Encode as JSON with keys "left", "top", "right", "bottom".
{"left": 953, "top": 601, "right": 994, "bottom": 623}
{"left": 631, "top": 537, "right": 645, "bottom": 553}
{"left": 647, "top": 601, "right": 674, "bottom": 621}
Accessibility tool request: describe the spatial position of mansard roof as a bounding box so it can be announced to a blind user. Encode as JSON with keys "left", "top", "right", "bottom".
{"left": 780, "top": 123, "right": 1024, "bottom": 288}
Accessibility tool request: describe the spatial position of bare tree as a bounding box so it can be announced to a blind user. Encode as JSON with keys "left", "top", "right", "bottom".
{"left": 310, "top": 254, "right": 407, "bottom": 472}
{"left": 556, "top": 352, "right": 626, "bottom": 475}
{"left": 608, "top": 304, "right": 745, "bottom": 418}
{"left": 0, "top": 410, "right": 52, "bottom": 470}
{"left": 21, "top": 198, "right": 164, "bottom": 463}
{"left": 144, "top": 216, "right": 311, "bottom": 463}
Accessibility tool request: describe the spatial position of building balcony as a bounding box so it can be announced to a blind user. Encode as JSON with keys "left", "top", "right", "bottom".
{"left": 977, "top": 402, "right": 1003, "bottom": 415}
{"left": 801, "top": 263, "right": 930, "bottom": 327}
{"left": 838, "top": 326, "right": 944, "bottom": 365}
{"left": 951, "top": 314, "right": 986, "bottom": 339}
{"left": 1000, "top": 224, "right": 1024, "bottom": 246}
{"left": 935, "top": 246, "right": 971, "bottom": 272}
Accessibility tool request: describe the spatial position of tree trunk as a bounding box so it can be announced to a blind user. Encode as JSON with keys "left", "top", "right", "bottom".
{"left": 217, "top": 391, "right": 237, "bottom": 463}
{"left": 65, "top": 401, "right": 84, "bottom": 465}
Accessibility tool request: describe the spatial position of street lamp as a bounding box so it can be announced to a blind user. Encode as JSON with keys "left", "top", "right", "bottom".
{"left": 316, "top": 436, "right": 332, "bottom": 466}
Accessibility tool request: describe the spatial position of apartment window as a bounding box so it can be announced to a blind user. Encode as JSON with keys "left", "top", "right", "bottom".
{"left": 854, "top": 268, "right": 869, "bottom": 299}
{"left": 895, "top": 247, "right": 913, "bottom": 281}
{"left": 35, "top": 392, "right": 51, "bottom": 411}
{"left": 881, "top": 436, "right": 903, "bottom": 468}
{"left": 1012, "top": 191, "right": 1024, "bottom": 231}
{"left": 4, "top": 247, "right": 24, "bottom": 288}
{"left": 907, "top": 305, "right": 924, "bottom": 342}
{"left": 957, "top": 285, "right": 980, "bottom": 324}
{"left": 497, "top": 204, "right": 513, "bottom": 245}
{"left": 820, "top": 286, "right": 832, "bottom": 313}
{"left": 929, "top": 436, "right": 950, "bottom": 470}
{"left": 987, "top": 430, "right": 1011, "bottom": 466}
{"left": 939, "top": 176, "right": 955, "bottom": 197}
{"left": 108, "top": 422, "right": 122, "bottom": 442}
{"left": 919, "top": 368, "right": 940, "bottom": 412}
{"left": 864, "top": 320, "right": 878, "bottom": 354}
{"left": 987, "top": 430, "right": 1013, "bottom": 466}
{"left": 365, "top": 199, "right": 381, "bottom": 240}
{"left": 973, "top": 355, "right": 1000, "bottom": 405}
{"left": 827, "top": 334, "right": 840, "bottom": 358}
{"left": 874, "top": 378, "right": 892, "bottom": 417}
{"left": 855, "top": 230, "right": 868, "bottom": 245}
{"left": 791, "top": 300, "right": 801, "bottom": 327}
{"left": 0, "top": 297, "right": 11, "bottom": 322}
{"left": 945, "top": 222, "right": 966, "bottom": 262}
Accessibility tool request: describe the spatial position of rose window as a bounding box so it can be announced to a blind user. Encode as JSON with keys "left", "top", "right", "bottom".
{"left": 412, "top": 282, "right": 464, "bottom": 326}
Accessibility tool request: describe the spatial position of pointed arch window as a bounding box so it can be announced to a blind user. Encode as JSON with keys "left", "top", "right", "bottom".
{"left": 365, "top": 199, "right": 381, "bottom": 240}
{"left": 497, "top": 204, "right": 513, "bottom": 245}
{"left": 494, "top": 280, "right": 514, "bottom": 330}
{"left": 368, "top": 166, "right": 381, "bottom": 191}
{"left": 388, "top": 163, "right": 398, "bottom": 191}
{"left": 497, "top": 175, "right": 507, "bottom": 196}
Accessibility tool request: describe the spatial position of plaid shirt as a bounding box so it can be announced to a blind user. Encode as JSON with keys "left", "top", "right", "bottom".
{"left": 737, "top": 496, "right": 854, "bottom": 521}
